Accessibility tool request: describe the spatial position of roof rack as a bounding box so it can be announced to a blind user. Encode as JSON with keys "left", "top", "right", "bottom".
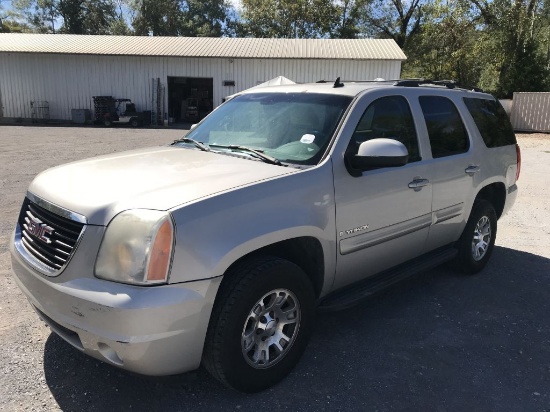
{"left": 393, "top": 79, "right": 484, "bottom": 92}
{"left": 316, "top": 77, "right": 345, "bottom": 87}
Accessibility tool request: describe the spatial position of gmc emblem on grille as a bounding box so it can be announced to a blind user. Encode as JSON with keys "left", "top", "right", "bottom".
{"left": 27, "top": 217, "right": 54, "bottom": 244}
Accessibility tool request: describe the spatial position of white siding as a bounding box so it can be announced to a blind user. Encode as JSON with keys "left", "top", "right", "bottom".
{"left": 0, "top": 53, "right": 401, "bottom": 120}
{"left": 510, "top": 92, "right": 550, "bottom": 132}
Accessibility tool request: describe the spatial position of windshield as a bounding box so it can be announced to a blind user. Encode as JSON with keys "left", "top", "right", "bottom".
{"left": 182, "top": 92, "right": 352, "bottom": 166}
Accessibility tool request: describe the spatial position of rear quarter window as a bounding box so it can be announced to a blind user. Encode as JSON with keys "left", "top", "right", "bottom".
{"left": 419, "top": 96, "right": 469, "bottom": 158}
{"left": 463, "top": 98, "right": 517, "bottom": 147}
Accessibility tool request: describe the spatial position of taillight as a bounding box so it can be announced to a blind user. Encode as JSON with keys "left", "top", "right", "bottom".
{"left": 515, "top": 144, "right": 521, "bottom": 181}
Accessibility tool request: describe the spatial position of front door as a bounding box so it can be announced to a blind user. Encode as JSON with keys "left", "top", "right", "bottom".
{"left": 332, "top": 94, "right": 433, "bottom": 290}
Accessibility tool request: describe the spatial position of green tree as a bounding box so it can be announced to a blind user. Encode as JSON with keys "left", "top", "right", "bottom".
{"left": 181, "top": 0, "right": 229, "bottom": 36}
{"left": 14, "top": 0, "right": 121, "bottom": 33}
{"left": 467, "top": 0, "right": 550, "bottom": 96}
{"left": 240, "top": 0, "right": 336, "bottom": 38}
{"left": 131, "top": 0, "right": 183, "bottom": 35}
{"left": 364, "top": 0, "right": 424, "bottom": 48}
{"left": 332, "top": 0, "right": 370, "bottom": 38}
{"left": 403, "top": 0, "right": 483, "bottom": 86}
{"left": 130, "top": 0, "right": 230, "bottom": 36}
{"left": 14, "top": 0, "right": 59, "bottom": 32}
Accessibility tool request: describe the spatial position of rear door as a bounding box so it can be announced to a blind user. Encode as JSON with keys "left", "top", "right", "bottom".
{"left": 415, "top": 94, "right": 477, "bottom": 251}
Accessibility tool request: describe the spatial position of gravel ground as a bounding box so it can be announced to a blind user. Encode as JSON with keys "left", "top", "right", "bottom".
{"left": 0, "top": 125, "right": 549, "bottom": 411}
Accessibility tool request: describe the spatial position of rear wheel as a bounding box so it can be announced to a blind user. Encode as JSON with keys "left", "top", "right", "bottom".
{"left": 130, "top": 118, "right": 139, "bottom": 127}
{"left": 203, "top": 256, "right": 315, "bottom": 392}
{"left": 103, "top": 118, "right": 112, "bottom": 127}
{"left": 453, "top": 200, "right": 497, "bottom": 274}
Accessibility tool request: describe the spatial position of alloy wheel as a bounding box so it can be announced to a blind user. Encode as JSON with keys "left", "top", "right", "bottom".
{"left": 472, "top": 215, "right": 491, "bottom": 261}
{"left": 241, "top": 289, "right": 300, "bottom": 369}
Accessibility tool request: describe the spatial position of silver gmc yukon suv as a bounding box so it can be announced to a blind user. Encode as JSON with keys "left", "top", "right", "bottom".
{"left": 10, "top": 79, "right": 520, "bottom": 392}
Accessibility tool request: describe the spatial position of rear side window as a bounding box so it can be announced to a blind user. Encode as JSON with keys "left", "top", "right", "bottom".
{"left": 419, "top": 96, "right": 469, "bottom": 158}
{"left": 463, "top": 98, "right": 517, "bottom": 147}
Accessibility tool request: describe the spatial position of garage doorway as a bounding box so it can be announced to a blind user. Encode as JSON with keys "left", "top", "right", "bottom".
{"left": 168, "top": 77, "right": 213, "bottom": 124}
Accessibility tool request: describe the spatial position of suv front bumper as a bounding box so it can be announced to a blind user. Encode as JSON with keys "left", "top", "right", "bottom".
{"left": 10, "top": 238, "right": 221, "bottom": 376}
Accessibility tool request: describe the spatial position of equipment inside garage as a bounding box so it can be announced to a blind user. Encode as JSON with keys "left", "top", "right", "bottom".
{"left": 168, "top": 77, "right": 213, "bottom": 124}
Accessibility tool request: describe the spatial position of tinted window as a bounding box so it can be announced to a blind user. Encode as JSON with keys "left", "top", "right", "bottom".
{"left": 350, "top": 96, "right": 421, "bottom": 162}
{"left": 419, "top": 96, "right": 469, "bottom": 158}
{"left": 463, "top": 98, "right": 517, "bottom": 147}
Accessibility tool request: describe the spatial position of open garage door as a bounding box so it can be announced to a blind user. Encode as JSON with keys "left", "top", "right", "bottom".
{"left": 168, "top": 77, "right": 213, "bottom": 124}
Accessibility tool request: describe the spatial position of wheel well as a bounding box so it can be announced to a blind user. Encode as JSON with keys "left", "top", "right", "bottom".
{"left": 223, "top": 237, "right": 325, "bottom": 298}
{"left": 475, "top": 183, "right": 506, "bottom": 219}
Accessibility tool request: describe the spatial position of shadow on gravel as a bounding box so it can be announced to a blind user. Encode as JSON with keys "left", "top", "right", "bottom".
{"left": 43, "top": 246, "right": 550, "bottom": 411}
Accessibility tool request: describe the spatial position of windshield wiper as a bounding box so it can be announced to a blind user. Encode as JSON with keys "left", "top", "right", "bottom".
{"left": 174, "top": 137, "right": 210, "bottom": 152}
{"left": 210, "top": 144, "right": 283, "bottom": 166}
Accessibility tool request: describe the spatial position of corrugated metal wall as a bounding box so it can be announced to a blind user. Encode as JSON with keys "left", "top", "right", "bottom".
{"left": 0, "top": 53, "right": 401, "bottom": 120}
{"left": 511, "top": 92, "right": 550, "bottom": 132}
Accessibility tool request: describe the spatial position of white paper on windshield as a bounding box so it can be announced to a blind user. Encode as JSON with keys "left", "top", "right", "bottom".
{"left": 300, "top": 134, "right": 316, "bottom": 144}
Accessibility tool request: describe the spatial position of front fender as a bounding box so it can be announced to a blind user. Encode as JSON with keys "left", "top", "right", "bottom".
{"left": 168, "top": 162, "right": 337, "bottom": 295}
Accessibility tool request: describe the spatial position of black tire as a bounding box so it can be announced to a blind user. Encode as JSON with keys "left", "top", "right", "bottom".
{"left": 203, "top": 256, "right": 316, "bottom": 392}
{"left": 103, "top": 119, "right": 112, "bottom": 127}
{"left": 453, "top": 199, "right": 497, "bottom": 274}
{"left": 130, "top": 118, "right": 139, "bottom": 127}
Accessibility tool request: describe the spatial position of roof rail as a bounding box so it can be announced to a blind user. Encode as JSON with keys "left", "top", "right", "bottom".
{"left": 393, "top": 79, "right": 484, "bottom": 92}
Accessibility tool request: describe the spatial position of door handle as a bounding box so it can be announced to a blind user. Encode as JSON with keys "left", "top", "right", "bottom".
{"left": 408, "top": 178, "right": 430, "bottom": 189}
{"left": 465, "top": 165, "right": 480, "bottom": 175}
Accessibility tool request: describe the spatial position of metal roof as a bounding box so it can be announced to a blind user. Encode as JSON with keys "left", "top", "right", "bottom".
{"left": 0, "top": 34, "right": 406, "bottom": 60}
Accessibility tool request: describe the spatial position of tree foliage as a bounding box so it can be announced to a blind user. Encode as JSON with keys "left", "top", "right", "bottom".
{"left": 13, "top": 0, "right": 125, "bottom": 33}
{"left": 130, "top": 0, "right": 230, "bottom": 36}
{"left": 403, "top": 0, "right": 482, "bottom": 86}
{"left": 239, "top": 0, "right": 336, "bottom": 38}
{"left": 364, "top": 0, "right": 424, "bottom": 48}
{"left": 331, "top": 0, "right": 369, "bottom": 38}
{"left": 465, "top": 0, "right": 550, "bottom": 96}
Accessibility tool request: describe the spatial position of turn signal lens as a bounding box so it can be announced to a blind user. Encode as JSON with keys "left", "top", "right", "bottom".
{"left": 147, "top": 219, "right": 174, "bottom": 282}
{"left": 95, "top": 210, "right": 174, "bottom": 285}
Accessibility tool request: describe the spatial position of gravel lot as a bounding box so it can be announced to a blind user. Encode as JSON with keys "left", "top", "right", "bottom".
{"left": 0, "top": 125, "right": 549, "bottom": 411}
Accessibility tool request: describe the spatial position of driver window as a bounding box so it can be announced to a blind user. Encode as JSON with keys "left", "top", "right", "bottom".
{"left": 349, "top": 96, "right": 421, "bottom": 162}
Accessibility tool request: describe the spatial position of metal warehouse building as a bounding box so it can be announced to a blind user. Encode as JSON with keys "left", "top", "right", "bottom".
{"left": 0, "top": 33, "right": 406, "bottom": 124}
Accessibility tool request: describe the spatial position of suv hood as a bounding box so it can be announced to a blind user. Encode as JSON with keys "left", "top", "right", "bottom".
{"left": 28, "top": 146, "right": 296, "bottom": 225}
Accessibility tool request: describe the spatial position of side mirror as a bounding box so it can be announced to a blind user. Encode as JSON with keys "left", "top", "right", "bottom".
{"left": 349, "top": 138, "right": 409, "bottom": 172}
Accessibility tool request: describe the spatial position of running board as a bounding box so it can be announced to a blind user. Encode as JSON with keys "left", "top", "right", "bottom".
{"left": 318, "top": 247, "right": 458, "bottom": 312}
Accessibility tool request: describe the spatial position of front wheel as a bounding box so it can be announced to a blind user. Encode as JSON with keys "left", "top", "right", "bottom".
{"left": 453, "top": 199, "right": 497, "bottom": 274}
{"left": 202, "top": 256, "right": 316, "bottom": 392}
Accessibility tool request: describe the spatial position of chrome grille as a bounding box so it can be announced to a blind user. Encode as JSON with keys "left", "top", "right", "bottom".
{"left": 16, "top": 196, "right": 85, "bottom": 275}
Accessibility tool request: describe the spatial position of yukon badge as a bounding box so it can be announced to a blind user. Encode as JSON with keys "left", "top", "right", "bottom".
{"left": 340, "top": 224, "right": 369, "bottom": 237}
{"left": 27, "top": 215, "right": 54, "bottom": 244}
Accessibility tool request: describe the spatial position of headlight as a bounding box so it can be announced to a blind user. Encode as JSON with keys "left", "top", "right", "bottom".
{"left": 95, "top": 210, "right": 175, "bottom": 285}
